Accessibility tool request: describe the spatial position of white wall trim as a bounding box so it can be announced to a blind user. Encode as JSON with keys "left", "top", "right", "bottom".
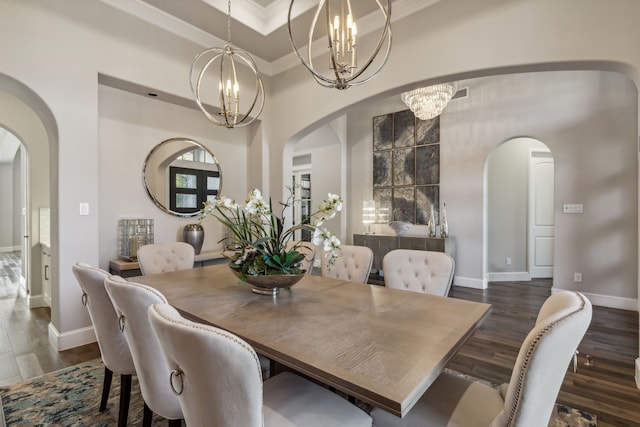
{"left": 28, "top": 294, "right": 47, "bottom": 309}
{"left": 454, "top": 276, "right": 487, "bottom": 289}
{"left": 0, "top": 246, "right": 17, "bottom": 253}
{"left": 48, "top": 323, "right": 97, "bottom": 352}
{"left": 551, "top": 287, "right": 638, "bottom": 311}
{"left": 635, "top": 358, "right": 640, "bottom": 389}
{"left": 486, "top": 271, "right": 531, "bottom": 282}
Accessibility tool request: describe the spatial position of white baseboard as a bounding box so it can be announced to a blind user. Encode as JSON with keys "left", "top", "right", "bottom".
{"left": 48, "top": 323, "right": 97, "bottom": 352}
{"left": 486, "top": 271, "right": 531, "bottom": 282}
{"left": 551, "top": 287, "right": 638, "bottom": 311}
{"left": 453, "top": 276, "right": 487, "bottom": 289}
{"left": 0, "top": 246, "right": 17, "bottom": 253}
{"left": 28, "top": 294, "right": 47, "bottom": 309}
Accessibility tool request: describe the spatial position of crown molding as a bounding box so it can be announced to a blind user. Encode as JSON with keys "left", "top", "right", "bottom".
{"left": 99, "top": 0, "right": 272, "bottom": 72}
{"left": 99, "top": 0, "right": 440, "bottom": 77}
{"left": 200, "top": 0, "right": 317, "bottom": 35}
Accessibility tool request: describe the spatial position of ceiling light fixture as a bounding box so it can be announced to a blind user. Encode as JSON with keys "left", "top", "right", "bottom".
{"left": 288, "top": 0, "right": 392, "bottom": 90}
{"left": 189, "top": 0, "right": 264, "bottom": 129}
{"left": 401, "top": 82, "right": 458, "bottom": 120}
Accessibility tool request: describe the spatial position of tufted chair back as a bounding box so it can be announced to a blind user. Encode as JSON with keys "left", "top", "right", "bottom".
{"left": 382, "top": 249, "right": 455, "bottom": 296}
{"left": 104, "top": 275, "right": 183, "bottom": 423}
{"left": 321, "top": 244, "right": 374, "bottom": 284}
{"left": 370, "top": 291, "right": 592, "bottom": 427}
{"left": 137, "top": 242, "right": 195, "bottom": 275}
{"left": 286, "top": 240, "right": 316, "bottom": 274}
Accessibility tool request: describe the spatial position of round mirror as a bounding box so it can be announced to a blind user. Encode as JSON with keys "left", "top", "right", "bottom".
{"left": 143, "top": 137, "right": 222, "bottom": 217}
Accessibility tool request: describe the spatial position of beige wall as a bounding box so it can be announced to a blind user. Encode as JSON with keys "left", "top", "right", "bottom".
{"left": 345, "top": 71, "right": 638, "bottom": 302}
{"left": 97, "top": 85, "right": 249, "bottom": 270}
{"left": 0, "top": 0, "right": 639, "bottom": 349}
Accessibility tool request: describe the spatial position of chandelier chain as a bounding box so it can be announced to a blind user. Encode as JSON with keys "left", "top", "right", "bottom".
{"left": 227, "top": 0, "right": 232, "bottom": 44}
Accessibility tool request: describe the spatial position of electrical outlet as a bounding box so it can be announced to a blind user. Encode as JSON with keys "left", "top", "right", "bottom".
{"left": 506, "top": 257, "right": 512, "bottom": 265}
{"left": 574, "top": 273, "right": 582, "bottom": 283}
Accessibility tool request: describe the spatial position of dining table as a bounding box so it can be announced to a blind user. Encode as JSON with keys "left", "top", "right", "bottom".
{"left": 131, "top": 264, "right": 491, "bottom": 418}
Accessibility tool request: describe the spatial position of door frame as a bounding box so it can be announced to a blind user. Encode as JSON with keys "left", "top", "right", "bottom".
{"left": 527, "top": 147, "right": 554, "bottom": 278}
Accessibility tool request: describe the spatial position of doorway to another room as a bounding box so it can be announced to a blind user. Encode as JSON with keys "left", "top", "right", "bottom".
{"left": 486, "top": 137, "right": 554, "bottom": 283}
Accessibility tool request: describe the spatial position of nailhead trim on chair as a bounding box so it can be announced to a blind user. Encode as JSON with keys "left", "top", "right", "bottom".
{"left": 506, "top": 293, "right": 586, "bottom": 426}
{"left": 150, "top": 304, "right": 264, "bottom": 409}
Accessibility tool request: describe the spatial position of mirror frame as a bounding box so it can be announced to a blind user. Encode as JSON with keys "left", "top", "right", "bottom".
{"left": 142, "top": 137, "right": 223, "bottom": 218}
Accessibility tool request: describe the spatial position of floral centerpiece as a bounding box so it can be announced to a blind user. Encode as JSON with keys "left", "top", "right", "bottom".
{"left": 198, "top": 188, "right": 342, "bottom": 287}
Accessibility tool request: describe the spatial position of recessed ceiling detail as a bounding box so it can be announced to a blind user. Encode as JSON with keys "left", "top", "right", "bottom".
{"left": 100, "top": 0, "right": 441, "bottom": 74}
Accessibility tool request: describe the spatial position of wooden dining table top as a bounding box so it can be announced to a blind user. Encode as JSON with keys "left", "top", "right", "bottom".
{"left": 131, "top": 264, "right": 491, "bottom": 418}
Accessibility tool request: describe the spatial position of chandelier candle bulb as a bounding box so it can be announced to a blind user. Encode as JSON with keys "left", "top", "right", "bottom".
{"left": 288, "top": 0, "right": 391, "bottom": 90}
{"left": 190, "top": 0, "right": 264, "bottom": 128}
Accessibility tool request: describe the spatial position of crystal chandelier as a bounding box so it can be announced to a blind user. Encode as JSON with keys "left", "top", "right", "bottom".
{"left": 401, "top": 82, "right": 458, "bottom": 120}
{"left": 288, "top": 0, "right": 392, "bottom": 90}
{"left": 189, "top": 0, "right": 264, "bottom": 128}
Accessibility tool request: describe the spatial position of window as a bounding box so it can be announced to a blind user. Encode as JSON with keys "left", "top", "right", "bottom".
{"left": 169, "top": 166, "right": 220, "bottom": 214}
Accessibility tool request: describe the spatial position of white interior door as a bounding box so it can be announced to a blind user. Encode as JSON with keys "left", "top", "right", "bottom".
{"left": 528, "top": 150, "right": 554, "bottom": 278}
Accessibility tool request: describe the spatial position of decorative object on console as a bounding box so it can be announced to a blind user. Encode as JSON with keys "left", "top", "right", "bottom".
{"left": 287, "top": 0, "right": 392, "bottom": 90}
{"left": 373, "top": 110, "right": 440, "bottom": 225}
{"left": 118, "top": 219, "right": 154, "bottom": 261}
{"left": 362, "top": 200, "right": 376, "bottom": 234}
{"left": 198, "top": 189, "right": 343, "bottom": 295}
{"left": 401, "top": 82, "right": 458, "bottom": 120}
{"left": 189, "top": 0, "right": 264, "bottom": 128}
{"left": 182, "top": 223, "right": 204, "bottom": 255}
{"left": 440, "top": 202, "right": 449, "bottom": 238}
{"left": 388, "top": 221, "right": 411, "bottom": 236}
{"left": 427, "top": 207, "right": 436, "bottom": 238}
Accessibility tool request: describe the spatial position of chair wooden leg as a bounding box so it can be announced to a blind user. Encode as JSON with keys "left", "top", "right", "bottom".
{"left": 168, "top": 419, "right": 182, "bottom": 427}
{"left": 143, "top": 402, "right": 153, "bottom": 427}
{"left": 100, "top": 367, "right": 113, "bottom": 412}
{"left": 117, "top": 374, "right": 132, "bottom": 427}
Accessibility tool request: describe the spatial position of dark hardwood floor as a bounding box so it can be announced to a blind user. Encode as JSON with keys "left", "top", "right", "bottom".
{"left": 449, "top": 280, "right": 640, "bottom": 427}
{"left": 1, "top": 252, "right": 639, "bottom": 425}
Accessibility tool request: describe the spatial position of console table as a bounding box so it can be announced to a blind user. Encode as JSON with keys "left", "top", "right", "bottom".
{"left": 109, "top": 249, "right": 226, "bottom": 278}
{"left": 353, "top": 234, "right": 455, "bottom": 277}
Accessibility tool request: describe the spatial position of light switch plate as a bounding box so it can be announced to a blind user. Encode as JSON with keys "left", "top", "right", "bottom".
{"left": 563, "top": 204, "right": 583, "bottom": 214}
{"left": 79, "top": 203, "right": 90, "bottom": 216}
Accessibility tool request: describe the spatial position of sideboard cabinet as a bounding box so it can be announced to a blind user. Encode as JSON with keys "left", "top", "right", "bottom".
{"left": 353, "top": 234, "right": 455, "bottom": 273}
{"left": 109, "top": 249, "right": 226, "bottom": 278}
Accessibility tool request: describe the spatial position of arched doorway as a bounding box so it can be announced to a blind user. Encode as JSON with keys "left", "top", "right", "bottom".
{"left": 0, "top": 74, "right": 56, "bottom": 316}
{"left": 486, "top": 137, "right": 554, "bottom": 283}
{"left": 0, "top": 129, "right": 26, "bottom": 296}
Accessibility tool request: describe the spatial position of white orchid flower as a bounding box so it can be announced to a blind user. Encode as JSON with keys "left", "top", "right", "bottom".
{"left": 312, "top": 228, "right": 327, "bottom": 246}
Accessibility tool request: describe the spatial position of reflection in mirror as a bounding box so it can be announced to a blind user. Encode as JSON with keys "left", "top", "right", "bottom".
{"left": 143, "top": 137, "right": 222, "bottom": 217}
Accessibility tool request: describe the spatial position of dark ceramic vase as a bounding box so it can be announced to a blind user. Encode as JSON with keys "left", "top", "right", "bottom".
{"left": 183, "top": 223, "right": 204, "bottom": 255}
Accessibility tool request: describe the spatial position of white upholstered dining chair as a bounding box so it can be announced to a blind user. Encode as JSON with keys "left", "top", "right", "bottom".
{"left": 382, "top": 249, "right": 455, "bottom": 296}
{"left": 72, "top": 263, "right": 135, "bottom": 427}
{"left": 148, "top": 302, "right": 372, "bottom": 427}
{"left": 137, "top": 242, "right": 195, "bottom": 275}
{"left": 371, "top": 290, "right": 592, "bottom": 427}
{"left": 104, "top": 275, "right": 183, "bottom": 427}
{"left": 321, "top": 244, "right": 374, "bottom": 284}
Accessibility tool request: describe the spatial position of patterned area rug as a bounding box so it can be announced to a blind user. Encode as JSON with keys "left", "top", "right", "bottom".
{"left": 0, "top": 359, "right": 597, "bottom": 426}
{"left": 0, "top": 359, "right": 166, "bottom": 427}
{"left": 442, "top": 368, "right": 597, "bottom": 427}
